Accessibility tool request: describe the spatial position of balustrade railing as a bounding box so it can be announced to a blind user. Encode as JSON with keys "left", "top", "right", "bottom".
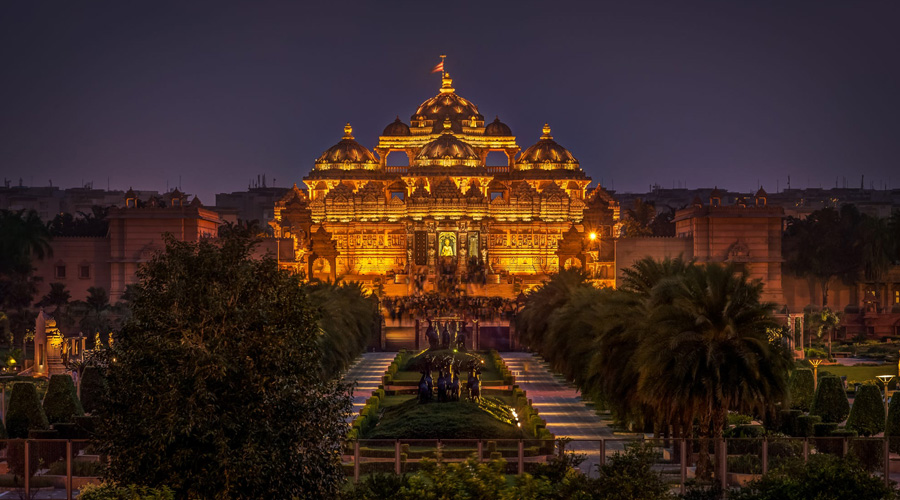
{"left": 342, "top": 436, "right": 900, "bottom": 492}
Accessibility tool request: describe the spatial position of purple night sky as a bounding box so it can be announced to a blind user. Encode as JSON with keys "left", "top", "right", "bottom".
{"left": 2, "top": 1, "right": 899, "bottom": 203}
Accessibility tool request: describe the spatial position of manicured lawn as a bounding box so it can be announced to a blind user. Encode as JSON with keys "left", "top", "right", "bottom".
{"left": 816, "top": 364, "right": 899, "bottom": 387}
{"left": 366, "top": 397, "right": 523, "bottom": 440}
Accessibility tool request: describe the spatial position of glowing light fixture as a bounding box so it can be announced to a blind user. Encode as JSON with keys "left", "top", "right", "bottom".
{"left": 589, "top": 232, "right": 597, "bottom": 241}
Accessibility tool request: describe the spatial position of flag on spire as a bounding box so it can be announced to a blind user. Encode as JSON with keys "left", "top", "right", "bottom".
{"left": 431, "top": 55, "right": 446, "bottom": 74}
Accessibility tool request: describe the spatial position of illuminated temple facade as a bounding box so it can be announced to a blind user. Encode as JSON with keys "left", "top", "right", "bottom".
{"left": 270, "top": 74, "right": 619, "bottom": 296}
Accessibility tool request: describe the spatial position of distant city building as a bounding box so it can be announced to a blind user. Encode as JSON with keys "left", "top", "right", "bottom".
{"left": 214, "top": 186, "right": 289, "bottom": 226}
{"left": 614, "top": 185, "right": 900, "bottom": 219}
{"left": 0, "top": 181, "right": 161, "bottom": 220}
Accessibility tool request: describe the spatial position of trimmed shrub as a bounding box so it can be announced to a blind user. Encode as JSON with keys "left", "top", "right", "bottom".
{"left": 811, "top": 376, "right": 850, "bottom": 423}
{"left": 6, "top": 382, "right": 49, "bottom": 438}
{"left": 789, "top": 368, "right": 815, "bottom": 411}
{"left": 43, "top": 374, "right": 85, "bottom": 424}
{"left": 79, "top": 366, "right": 107, "bottom": 414}
{"left": 846, "top": 384, "right": 885, "bottom": 437}
{"left": 887, "top": 389, "right": 900, "bottom": 452}
{"left": 77, "top": 483, "right": 174, "bottom": 500}
{"left": 796, "top": 415, "right": 822, "bottom": 437}
{"left": 779, "top": 409, "right": 802, "bottom": 436}
{"left": 813, "top": 422, "right": 838, "bottom": 437}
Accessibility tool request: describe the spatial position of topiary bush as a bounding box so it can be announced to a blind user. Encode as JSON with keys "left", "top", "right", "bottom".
{"left": 6, "top": 382, "right": 49, "bottom": 438}
{"left": 887, "top": 388, "right": 900, "bottom": 452}
{"left": 811, "top": 376, "right": 850, "bottom": 423}
{"left": 779, "top": 409, "right": 802, "bottom": 436}
{"left": 796, "top": 415, "right": 822, "bottom": 437}
{"left": 79, "top": 366, "right": 107, "bottom": 414}
{"left": 845, "top": 384, "right": 885, "bottom": 437}
{"left": 789, "top": 368, "right": 815, "bottom": 411}
{"left": 43, "top": 374, "right": 85, "bottom": 424}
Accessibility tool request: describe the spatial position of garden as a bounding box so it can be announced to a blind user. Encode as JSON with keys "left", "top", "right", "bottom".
{"left": 346, "top": 349, "right": 556, "bottom": 477}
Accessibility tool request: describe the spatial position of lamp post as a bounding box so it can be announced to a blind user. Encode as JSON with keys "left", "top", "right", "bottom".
{"left": 878, "top": 375, "right": 894, "bottom": 431}
{"left": 878, "top": 374, "right": 894, "bottom": 486}
{"left": 809, "top": 359, "right": 823, "bottom": 390}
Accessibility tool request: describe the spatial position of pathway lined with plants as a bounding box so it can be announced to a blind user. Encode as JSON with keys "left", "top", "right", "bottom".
{"left": 500, "top": 352, "right": 615, "bottom": 473}
{"left": 342, "top": 352, "right": 397, "bottom": 420}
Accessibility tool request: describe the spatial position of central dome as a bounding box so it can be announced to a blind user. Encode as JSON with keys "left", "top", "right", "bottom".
{"left": 411, "top": 74, "right": 484, "bottom": 133}
{"left": 415, "top": 119, "right": 481, "bottom": 167}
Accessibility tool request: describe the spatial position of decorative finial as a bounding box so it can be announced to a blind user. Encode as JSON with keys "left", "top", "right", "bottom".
{"left": 541, "top": 123, "right": 552, "bottom": 139}
{"left": 440, "top": 73, "right": 454, "bottom": 94}
{"left": 343, "top": 123, "right": 353, "bottom": 139}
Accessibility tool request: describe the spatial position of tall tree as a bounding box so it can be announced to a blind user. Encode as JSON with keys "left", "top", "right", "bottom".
{"left": 637, "top": 263, "right": 791, "bottom": 477}
{"left": 96, "top": 233, "right": 351, "bottom": 498}
{"left": 516, "top": 268, "right": 589, "bottom": 353}
{"left": 0, "top": 209, "right": 52, "bottom": 276}
{"left": 306, "top": 279, "right": 379, "bottom": 378}
{"left": 783, "top": 206, "right": 865, "bottom": 307}
{"left": 0, "top": 209, "right": 52, "bottom": 347}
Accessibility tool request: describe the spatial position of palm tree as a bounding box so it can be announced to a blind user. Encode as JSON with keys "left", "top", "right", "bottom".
{"left": 305, "top": 280, "right": 379, "bottom": 378}
{"left": 636, "top": 263, "right": 791, "bottom": 478}
{"left": 515, "top": 268, "right": 589, "bottom": 353}
{"left": 0, "top": 209, "right": 52, "bottom": 275}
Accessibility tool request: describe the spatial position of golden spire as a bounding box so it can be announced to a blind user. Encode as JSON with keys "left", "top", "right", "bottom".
{"left": 541, "top": 123, "right": 552, "bottom": 139}
{"left": 440, "top": 73, "right": 454, "bottom": 94}
{"left": 343, "top": 123, "right": 354, "bottom": 139}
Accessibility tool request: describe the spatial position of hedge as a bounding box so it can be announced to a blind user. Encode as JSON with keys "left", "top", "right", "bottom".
{"left": 811, "top": 376, "right": 850, "bottom": 423}
{"left": 846, "top": 384, "right": 885, "bottom": 437}
{"left": 43, "top": 375, "right": 85, "bottom": 424}
{"left": 797, "top": 415, "right": 822, "bottom": 437}
{"left": 887, "top": 390, "right": 900, "bottom": 452}
{"left": 789, "top": 368, "right": 815, "bottom": 411}
{"left": 779, "top": 409, "right": 802, "bottom": 436}
{"left": 6, "top": 382, "right": 49, "bottom": 438}
{"left": 79, "top": 366, "right": 107, "bottom": 414}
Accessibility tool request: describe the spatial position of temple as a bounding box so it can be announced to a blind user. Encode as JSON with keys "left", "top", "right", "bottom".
{"left": 269, "top": 73, "right": 620, "bottom": 297}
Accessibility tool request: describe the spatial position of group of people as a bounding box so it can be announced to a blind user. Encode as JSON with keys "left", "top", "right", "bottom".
{"left": 417, "top": 357, "right": 482, "bottom": 403}
{"left": 382, "top": 294, "right": 518, "bottom": 323}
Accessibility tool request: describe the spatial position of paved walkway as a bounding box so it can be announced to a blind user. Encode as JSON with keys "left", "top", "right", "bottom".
{"left": 501, "top": 352, "right": 616, "bottom": 473}
{"left": 342, "top": 352, "right": 397, "bottom": 420}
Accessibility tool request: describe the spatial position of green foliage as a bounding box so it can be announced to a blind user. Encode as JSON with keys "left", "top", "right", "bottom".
{"left": 518, "top": 258, "right": 792, "bottom": 481}
{"left": 730, "top": 453, "right": 896, "bottom": 500}
{"left": 365, "top": 398, "right": 523, "bottom": 440}
{"left": 94, "top": 233, "right": 352, "bottom": 499}
{"left": 796, "top": 415, "right": 821, "bottom": 437}
{"left": 592, "top": 442, "right": 674, "bottom": 500}
{"left": 76, "top": 483, "right": 174, "bottom": 500}
{"left": 80, "top": 365, "right": 108, "bottom": 414}
{"left": 886, "top": 389, "right": 900, "bottom": 452}
{"left": 43, "top": 374, "right": 85, "bottom": 424}
{"left": 341, "top": 442, "right": 674, "bottom": 500}
{"left": 306, "top": 280, "right": 379, "bottom": 378}
{"left": 846, "top": 384, "right": 886, "bottom": 436}
{"left": 6, "top": 381, "right": 49, "bottom": 438}
{"left": 788, "top": 368, "right": 815, "bottom": 411}
{"left": 812, "top": 376, "right": 851, "bottom": 423}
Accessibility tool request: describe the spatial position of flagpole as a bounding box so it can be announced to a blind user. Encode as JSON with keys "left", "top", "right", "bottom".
{"left": 440, "top": 54, "right": 446, "bottom": 76}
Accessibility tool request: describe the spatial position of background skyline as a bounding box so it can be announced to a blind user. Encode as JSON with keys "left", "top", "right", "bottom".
{"left": 2, "top": 1, "right": 899, "bottom": 204}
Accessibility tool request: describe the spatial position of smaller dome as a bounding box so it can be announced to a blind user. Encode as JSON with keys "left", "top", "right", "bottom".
{"left": 315, "top": 123, "right": 379, "bottom": 170}
{"left": 382, "top": 116, "right": 411, "bottom": 136}
{"left": 415, "top": 119, "right": 480, "bottom": 167}
{"left": 516, "top": 124, "right": 579, "bottom": 170}
{"left": 484, "top": 116, "right": 512, "bottom": 136}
